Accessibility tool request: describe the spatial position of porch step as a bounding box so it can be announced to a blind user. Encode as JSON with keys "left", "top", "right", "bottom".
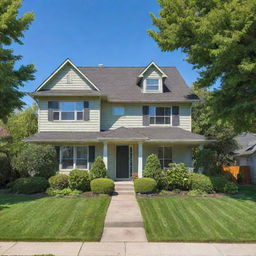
{"left": 116, "top": 190, "right": 135, "bottom": 195}
{"left": 115, "top": 186, "right": 134, "bottom": 191}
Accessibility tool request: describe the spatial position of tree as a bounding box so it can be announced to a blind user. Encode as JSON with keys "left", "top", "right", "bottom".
{"left": 0, "top": 0, "right": 35, "bottom": 120}
{"left": 148, "top": 0, "right": 256, "bottom": 133}
{"left": 4, "top": 104, "right": 38, "bottom": 155}
{"left": 192, "top": 87, "right": 239, "bottom": 173}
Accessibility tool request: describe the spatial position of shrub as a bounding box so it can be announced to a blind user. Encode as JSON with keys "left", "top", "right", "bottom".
{"left": 12, "top": 177, "right": 49, "bottom": 194}
{"left": 134, "top": 178, "right": 157, "bottom": 194}
{"left": 11, "top": 144, "right": 58, "bottom": 179}
{"left": 187, "top": 189, "right": 206, "bottom": 196}
{"left": 46, "top": 188, "right": 81, "bottom": 196}
{"left": 164, "top": 163, "right": 189, "bottom": 190}
{"left": 210, "top": 176, "right": 228, "bottom": 192}
{"left": 143, "top": 154, "right": 167, "bottom": 189}
{"left": 237, "top": 173, "right": 244, "bottom": 184}
{"left": 0, "top": 153, "right": 18, "bottom": 187}
{"left": 194, "top": 148, "right": 220, "bottom": 175}
{"left": 188, "top": 173, "right": 214, "bottom": 193}
{"left": 224, "top": 181, "right": 238, "bottom": 194}
{"left": 69, "top": 169, "right": 90, "bottom": 191}
{"left": 48, "top": 174, "right": 69, "bottom": 190}
{"left": 90, "top": 178, "right": 114, "bottom": 194}
{"left": 90, "top": 156, "right": 107, "bottom": 180}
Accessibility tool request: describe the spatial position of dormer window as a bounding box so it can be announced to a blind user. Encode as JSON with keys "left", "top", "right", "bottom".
{"left": 146, "top": 79, "right": 159, "bottom": 91}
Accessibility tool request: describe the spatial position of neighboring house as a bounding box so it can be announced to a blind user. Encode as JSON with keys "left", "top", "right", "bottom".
{"left": 0, "top": 127, "right": 9, "bottom": 138}
{"left": 25, "top": 59, "right": 213, "bottom": 180}
{"left": 233, "top": 133, "right": 256, "bottom": 183}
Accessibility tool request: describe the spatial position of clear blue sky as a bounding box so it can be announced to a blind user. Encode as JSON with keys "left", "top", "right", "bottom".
{"left": 15, "top": 0, "right": 199, "bottom": 106}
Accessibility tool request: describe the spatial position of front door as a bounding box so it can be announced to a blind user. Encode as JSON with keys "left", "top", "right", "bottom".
{"left": 116, "top": 146, "right": 129, "bottom": 179}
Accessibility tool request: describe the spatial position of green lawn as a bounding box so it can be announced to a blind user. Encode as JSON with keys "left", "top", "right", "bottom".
{"left": 137, "top": 186, "right": 256, "bottom": 242}
{"left": 0, "top": 193, "right": 110, "bottom": 241}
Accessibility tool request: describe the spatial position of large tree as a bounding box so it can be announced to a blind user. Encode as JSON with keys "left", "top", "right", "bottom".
{"left": 148, "top": 0, "right": 256, "bottom": 133}
{"left": 0, "top": 0, "right": 35, "bottom": 120}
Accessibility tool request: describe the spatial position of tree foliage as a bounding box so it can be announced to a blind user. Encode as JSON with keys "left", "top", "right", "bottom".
{"left": 2, "top": 104, "right": 38, "bottom": 155}
{"left": 192, "top": 87, "right": 238, "bottom": 170}
{"left": 148, "top": 0, "right": 256, "bottom": 132}
{"left": 0, "top": 0, "right": 35, "bottom": 120}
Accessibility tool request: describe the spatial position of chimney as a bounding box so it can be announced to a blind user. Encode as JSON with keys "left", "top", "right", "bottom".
{"left": 98, "top": 64, "right": 104, "bottom": 67}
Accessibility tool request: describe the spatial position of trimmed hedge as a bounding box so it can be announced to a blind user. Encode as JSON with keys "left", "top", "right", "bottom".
{"left": 134, "top": 178, "right": 157, "bottom": 194}
{"left": 188, "top": 173, "right": 214, "bottom": 193}
{"left": 12, "top": 177, "right": 49, "bottom": 194}
{"left": 224, "top": 181, "right": 238, "bottom": 194}
{"left": 210, "top": 176, "right": 228, "bottom": 192}
{"left": 90, "top": 178, "right": 114, "bottom": 194}
{"left": 68, "top": 169, "right": 90, "bottom": 192}
{"left": 46, "top": 188, "right": 81, "bottom": 196}
{"left": 90, "top": 156, "right": 107, "bottom": 180}
{"left": 48, "top": 174, "right": 69, "bottom": 190}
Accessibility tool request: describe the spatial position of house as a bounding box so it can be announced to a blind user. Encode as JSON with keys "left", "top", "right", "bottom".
{"left": 25, "top": 59, "right": 213, "bottom": 180}
{"left": 233, "top": 133, "right": 256, "bottom": 183}
{"left": 0, "top": 127, "right": 9, "bottom": 138}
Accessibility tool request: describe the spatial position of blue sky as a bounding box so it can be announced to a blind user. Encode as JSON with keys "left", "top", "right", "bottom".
{"left": 15, "top": 0, "right": 199, "bottom": 106}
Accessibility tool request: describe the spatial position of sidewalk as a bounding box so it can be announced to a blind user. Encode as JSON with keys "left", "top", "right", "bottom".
{"left": 1, "top": 241, "right": 256, "bottom": 256}
{"left": 101, "top": 181, "right": 147, "bottom": 242}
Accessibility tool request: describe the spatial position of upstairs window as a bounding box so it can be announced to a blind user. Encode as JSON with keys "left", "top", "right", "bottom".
{"left": 149, "top": 106, "right": 171, "bottom": 125}
{"left": 146, "top": 78, "right": 159, "bottom": 91}
{"left": 53, "top": 102, "right": 84, "bottom": 121}
{"left": 112, "top": 107, "right": 125, "bottom": 116}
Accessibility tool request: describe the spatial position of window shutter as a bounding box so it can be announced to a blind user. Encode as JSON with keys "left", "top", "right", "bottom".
{"left": 89, "top": 146, "right": 95, "bottom": 168}
{"left": 84, "top": 101, "right": 90, "bottom": 121}
{"left": 172, "top": 106, "right": 180, "bottom": 126}
{"left": 48, "top": 101, "right": 58, "bottom": 121}
{"left": 142, "top": 106, "right": 150, "bottom": 126}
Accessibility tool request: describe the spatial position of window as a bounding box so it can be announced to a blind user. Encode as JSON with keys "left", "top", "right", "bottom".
{"left": 60, "top": 146, "right": 88, "bottom": 169}
{"left": 53, "top": 102, "right": 84, "bottom": 121}
{"left": 61, "top": 146, "right": 74, "bottom": 169}
{"left": 158, "top": 146, "right": 172, "bottom": 169}
{"left": 112, "top": 107, "right": 125, "bottom": 116}
{"left": 146, "top": 79, "right": 159, "bottom": 91}
{"left": 149, "top": 106, "right": 171, "bottom": 124}
{"left": 66, "top": 74, "right": 72, "bottom": 84}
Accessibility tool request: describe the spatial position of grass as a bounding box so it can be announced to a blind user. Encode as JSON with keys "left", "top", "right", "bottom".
{"left": 137, "top": 185, "right": 256, "bottom": 242}
{"left": 0, "top": 193, "right": 110, "bottom": 241}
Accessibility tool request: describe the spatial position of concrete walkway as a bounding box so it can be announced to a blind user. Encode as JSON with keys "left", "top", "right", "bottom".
{"left": 1, "top": 241, "right": 256, "bottom": 256}
{"left": 101, "top": 181, "right": 147, "bottom": 242}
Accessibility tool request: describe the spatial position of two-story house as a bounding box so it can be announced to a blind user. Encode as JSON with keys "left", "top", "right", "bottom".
{"left": 26, "top": 59, "right": 212, "bottom": 180}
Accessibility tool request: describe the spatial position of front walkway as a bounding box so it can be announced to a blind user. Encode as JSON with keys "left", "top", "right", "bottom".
{"left": 101, "top": 181, "right": 147, "bottom": 242}
{"left": 1, "top": 241, "right": 256, "bottom": 256}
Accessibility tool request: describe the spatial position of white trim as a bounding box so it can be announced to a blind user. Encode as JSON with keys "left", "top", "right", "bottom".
{"left": 36, "top": 59, "right": 100, "bottom": 91}
{"left": 138, "top": 61, "right": 168, "bottom": 78}
{"left": 138, "top": 142, "right": 143, "bottom": 178}
{"left": 103, "top": 142, "right": 108, "bottom": 169}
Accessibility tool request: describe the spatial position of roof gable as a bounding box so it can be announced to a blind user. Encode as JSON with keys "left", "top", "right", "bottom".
{"left": 138, "top": 62, "right": 168, "bottom": 78}
{"left": 36, "top": 59, "right": 99, "bottom": 92}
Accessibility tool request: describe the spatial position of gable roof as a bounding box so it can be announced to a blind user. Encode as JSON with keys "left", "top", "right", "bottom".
{"left": 234, "top": 133, "right": 256, "bottom": 157}
{"left": 138, "top": 61, "right": 168, "bottom": 78}
{"left": 36, "top": 59, "right": 100, "bottom": 92}
{"left": 78, "top": 66, "right": 198, "bottom": 102}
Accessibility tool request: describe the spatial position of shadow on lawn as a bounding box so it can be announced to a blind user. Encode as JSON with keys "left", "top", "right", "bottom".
{"left": 0, "top": 191, "right": 46, "bottom": 211}
{"left": 230, "top": 185, "right": 256, "bottom": 202}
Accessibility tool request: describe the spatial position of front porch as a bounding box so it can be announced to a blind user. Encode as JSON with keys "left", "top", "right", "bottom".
{"left": 25, "top": 126, "right": 214, "bottom": 180}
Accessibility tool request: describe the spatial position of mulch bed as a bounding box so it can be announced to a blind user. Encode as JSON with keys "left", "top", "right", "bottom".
{"left": 136, "top": 191, "right": 229, "bottom": 198}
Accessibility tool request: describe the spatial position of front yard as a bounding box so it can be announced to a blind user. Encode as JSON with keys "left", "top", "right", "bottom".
{"left": 0, "top": 193, "right": 110, "bottom": 241}
{"left": 137, "top": 186, "right": 256, "bottom": 242}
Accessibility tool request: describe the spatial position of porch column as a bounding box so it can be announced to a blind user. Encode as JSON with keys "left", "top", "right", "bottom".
{"left": 138, "top": 142, "right": 143, "bottom": 178}
{"left": 103, "top": 142, "right": 108, "bottom": 169}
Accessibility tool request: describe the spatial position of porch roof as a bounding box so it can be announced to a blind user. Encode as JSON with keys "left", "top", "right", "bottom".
{"left": 24, "top": 127, "right": 214, "bottom": 144}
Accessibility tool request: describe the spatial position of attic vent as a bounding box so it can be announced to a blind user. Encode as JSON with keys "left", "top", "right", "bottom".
{"left": 98, "top": 64, "right": 104, "bottom": 67}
